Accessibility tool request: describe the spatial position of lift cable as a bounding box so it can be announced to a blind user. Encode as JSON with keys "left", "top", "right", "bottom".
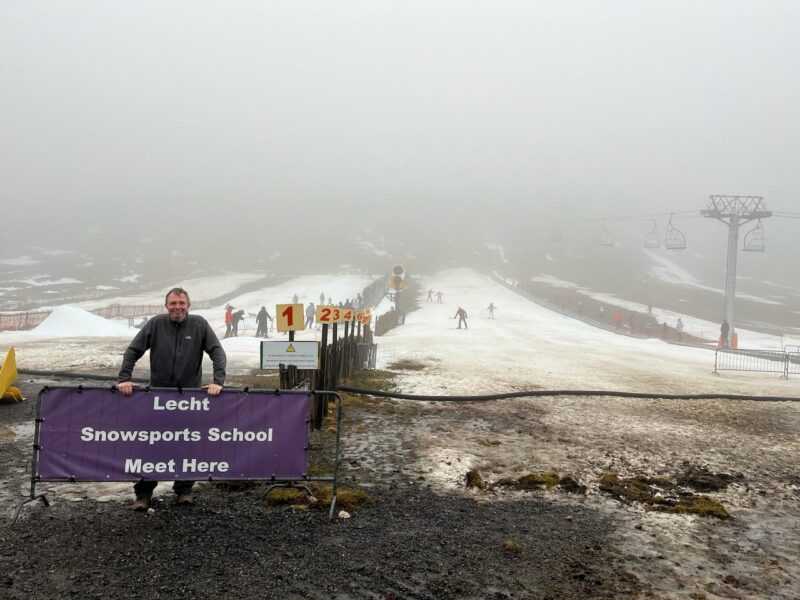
{"left": 555, "top": 210, "right": 701, "bottom": 223}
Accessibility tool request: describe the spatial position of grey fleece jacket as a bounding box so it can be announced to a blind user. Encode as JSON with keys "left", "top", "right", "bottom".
{"left": 118, "top": 314, "right": 226, "bottom": 388}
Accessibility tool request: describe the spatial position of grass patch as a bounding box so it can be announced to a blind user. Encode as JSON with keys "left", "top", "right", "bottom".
{"left": 517, "top": 471, "right": 561, "bottom": 489}
{"left": 265, "top": 484, "right": 372, "bottom": 512}
{"left": 598, "top": 471, "right": 731, "bottom": 520}
{"left": 385, "top": 359, "right": 427, "bottom": 371}
{"left": 502, "top": 539, "right": 524, "bottom": 553}
{"left": 658, "top": 495, "right": 730, "bottom": 520}
{"left": 338, "top": 369, "right": 398, "bottom": 408}
{"left": 477, "top": 438, "right": 502, "bottom": 447}
{"left": 677, "top": 465, "right": 738, "bottom": 492}
{"left": 0, "top": 426, "right": 15, "bottom": 440}
{"left": 226, "top": 371, "right": 281, "bottom": 389}
{"left": 342, "top": 369, "right": 397, "bottom": 392}
{"left": 465, "top": 469, "right": 486, "bottom": 490}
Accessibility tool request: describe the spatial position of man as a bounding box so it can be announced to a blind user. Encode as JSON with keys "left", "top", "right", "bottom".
{"left": 305, "top": 302, "right": 315, "bottom": 329}
{"left": 255, "top": 306, "right": 272, "bottom": 338}
{"left": 720, "top": 320, "right": 730, "bottom": 348}
{"left": 117, "top": 287, "right": 226, "bottom": 511}
{"left": 224, "top": 305, "right": 233, "bottom": 338}
{"left": 676, "top": 317, "right": 684, "bottom": 342}
{"left": 453, "top": 307, "right": 468, "bottom": 329}
{"left": 231, "top": 309, "right": 245, "bottom": 336}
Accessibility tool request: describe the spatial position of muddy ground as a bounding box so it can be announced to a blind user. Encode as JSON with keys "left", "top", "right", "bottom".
{"left": 1, "top": 367, "right": 799, "bottom": 599}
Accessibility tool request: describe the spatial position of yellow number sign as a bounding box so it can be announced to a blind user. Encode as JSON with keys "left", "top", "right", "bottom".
{"left": 276, "top": 304, "right": 304, "bottom": 332}
{"left": 315, "top": 305, "right": 336, "bottom": 325}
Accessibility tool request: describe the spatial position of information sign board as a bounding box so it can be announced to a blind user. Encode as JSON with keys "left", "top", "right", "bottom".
{"left": 260, "top": 340, "right": 320, "bottom": 369}
{"left": 36, "top": 387, "right": 310, "bottom": 481}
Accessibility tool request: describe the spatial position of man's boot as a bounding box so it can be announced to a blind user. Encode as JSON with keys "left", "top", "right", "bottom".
{"left": 132, "top": 493, "right": 152, "bottom": 512}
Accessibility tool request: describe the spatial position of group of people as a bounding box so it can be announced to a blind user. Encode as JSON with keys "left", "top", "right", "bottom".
{"left": 221, "top": 293, "right": 343, "bottom": 338}
{"left": 425, "top": 289, "right": 444, "bottom": 304}
{"left": 223, "top": 305, "right": 246, "bottom": 337}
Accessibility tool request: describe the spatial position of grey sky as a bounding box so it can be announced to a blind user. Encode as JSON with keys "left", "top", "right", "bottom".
{"left": 1, "top": 1, "right": 798, "bottom": 248}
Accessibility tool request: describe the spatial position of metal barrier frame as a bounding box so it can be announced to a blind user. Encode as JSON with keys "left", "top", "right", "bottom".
{"left": 786, "top": 352, "right": 800, "bottom": 377}
{"left": 13, "top": 387, "right": 343, "bottom": 523}
{"left": 714, "top": 348, "right": 791, "bottom": 378}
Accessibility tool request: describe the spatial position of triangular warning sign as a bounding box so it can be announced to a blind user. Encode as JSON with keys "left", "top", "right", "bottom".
{"left": 286, "top": 344, "right": 296, "bottom": 352}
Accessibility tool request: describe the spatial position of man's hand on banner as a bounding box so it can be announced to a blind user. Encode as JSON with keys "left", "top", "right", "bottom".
{"left": 203, "top": 383, "right": 223, "bottom": 395}
{"left": 117, "top": 381, "right": 139, "bottom": 396}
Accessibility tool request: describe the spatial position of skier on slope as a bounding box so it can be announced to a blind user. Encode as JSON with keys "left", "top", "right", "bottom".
{"left": 453, "top": 307, "right": 468, "bottom": 329}
{"left": 486, "top": 303, "right": 497, "bottom": 320}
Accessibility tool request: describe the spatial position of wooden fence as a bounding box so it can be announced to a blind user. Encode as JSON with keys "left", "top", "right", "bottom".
{"left": 279, "top": 321, "right": 376, "bottom": 429}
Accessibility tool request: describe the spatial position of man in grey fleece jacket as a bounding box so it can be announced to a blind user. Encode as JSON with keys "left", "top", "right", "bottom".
{"left": 117, "top": 287, "right": 226, "bottom": 511}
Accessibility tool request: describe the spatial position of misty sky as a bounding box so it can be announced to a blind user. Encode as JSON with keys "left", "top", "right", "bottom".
{"left": 1, "top": 1, "right": 798, "bottom": 251}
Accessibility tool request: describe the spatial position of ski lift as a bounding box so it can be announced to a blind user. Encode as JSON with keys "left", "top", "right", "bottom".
{"left": 549, "top": 222, "right": 563, "bottom": 242}
{"left": 665, "top": 214, "right": 686, "bottom": 250}
{"left": 597, "top": 219, "right": 614, "bottom": 246}
{"left": 743, "top": 219, "right": 767, "bottom": 252}
{"left": 644, "top": 220, "right": 660, "bottom": 249}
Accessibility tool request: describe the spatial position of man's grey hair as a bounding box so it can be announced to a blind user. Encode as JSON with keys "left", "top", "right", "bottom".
{"left": 165, "top": 287, "right": 190, "bottom": 304}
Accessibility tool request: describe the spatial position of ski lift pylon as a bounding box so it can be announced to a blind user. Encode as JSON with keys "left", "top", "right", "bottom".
{"left": 644, "top": 219, "right": 660, "bottom": 249}
{"left": 743, "top": 219, "right": 766, "bottom": 252}
{"left": 665, "top": 213, "right": 686, "bottom": 250}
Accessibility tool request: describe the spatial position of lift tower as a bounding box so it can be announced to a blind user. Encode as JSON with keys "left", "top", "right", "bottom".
{"left": 701, "top": 195, "right": 771, "bottom": 346}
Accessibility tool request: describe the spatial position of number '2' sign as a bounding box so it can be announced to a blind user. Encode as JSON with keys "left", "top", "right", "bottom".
{"left": 316, "top": 305, "right": 348, "bottom": 324}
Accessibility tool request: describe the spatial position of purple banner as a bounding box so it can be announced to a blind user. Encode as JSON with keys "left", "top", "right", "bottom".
{"left": 37, "top": 387, "right": 310, "bottom": 481}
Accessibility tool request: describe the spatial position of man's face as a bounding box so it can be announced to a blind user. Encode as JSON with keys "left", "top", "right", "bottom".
{"left": 165, "top": 293, "right": 190, "bottom": 322}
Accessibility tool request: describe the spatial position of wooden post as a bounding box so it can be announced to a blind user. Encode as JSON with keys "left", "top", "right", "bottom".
{"left": 315, "top": 323, "right": 329, "bottom": 428}
{"left": 331, "top": 323, "right": 339, "bottom": 390}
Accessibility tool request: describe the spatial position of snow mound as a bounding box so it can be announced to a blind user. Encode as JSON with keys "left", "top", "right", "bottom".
{"left": 33, "top": 306, "right": 135, "bottom": 337}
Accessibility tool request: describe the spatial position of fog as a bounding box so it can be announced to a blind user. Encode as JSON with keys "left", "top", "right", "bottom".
{"left": 1, "top": 1, "right": 798, "bottom": 272}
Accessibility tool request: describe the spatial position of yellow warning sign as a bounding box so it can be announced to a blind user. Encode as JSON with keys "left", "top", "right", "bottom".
{"left": 286, "top": 344, "right": 296, "bottom": 353}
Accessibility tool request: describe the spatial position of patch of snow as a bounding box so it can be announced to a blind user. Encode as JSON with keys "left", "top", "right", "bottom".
{"left": 18, "top": 276, "right": 82, "bottom": 287}
{"left": 0, "top": 255, "right": 40, "bottom": 266}
{"left": 32, "top": 306, "right": 136, "bottom": 337}
{"left": 530, "top": 275, "right": 582, "bottom": 289}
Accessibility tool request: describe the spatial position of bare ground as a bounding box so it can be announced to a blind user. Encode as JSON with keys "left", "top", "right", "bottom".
{"left": 1, "top": 363, "right": 799, "bottom": 599}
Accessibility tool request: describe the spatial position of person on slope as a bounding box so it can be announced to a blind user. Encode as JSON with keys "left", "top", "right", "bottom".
{"left": 305, "top": 302, "right": 316, "bottom": 329}
{"left": 256, "top": 306, "right": 272, "bottom": 338}
{"left": 224, "top": 305, "right": 233, "bottom": 338}
{"left": 231, "top": 309, "right": 245, "bottom": 337}
{"left": 486, "top": 303, "right": 497, "bottom": 320}
{"left": 453, "top": 307, "right": 468, "bottom": 329}
{"left": 720, "top": 320, "right": 730, "bottom": 348}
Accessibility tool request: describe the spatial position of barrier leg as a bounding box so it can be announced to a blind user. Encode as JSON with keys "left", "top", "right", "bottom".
{"left": 12, "top": 493, "right": 49, "bottom": 525}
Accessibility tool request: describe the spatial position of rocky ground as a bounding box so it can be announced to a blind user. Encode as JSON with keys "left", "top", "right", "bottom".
{"left": 1, "top": 365, "right": 799, "bottom": 599}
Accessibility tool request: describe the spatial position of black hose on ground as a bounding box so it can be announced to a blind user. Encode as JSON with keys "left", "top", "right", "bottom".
{"left": 336, "top": 385, "right": 800, "bottom": 403}
{"left": 15, "top": 369, "right": 800, "bottom": 402}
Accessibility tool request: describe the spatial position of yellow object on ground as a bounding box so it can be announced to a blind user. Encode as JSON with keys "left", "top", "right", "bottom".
{"left": 0, "top": 346, "right": 24, "bottom": 402}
